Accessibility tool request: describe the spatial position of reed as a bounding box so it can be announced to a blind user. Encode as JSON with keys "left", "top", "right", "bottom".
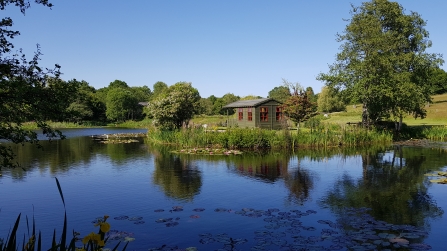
{"left": 421, "top": 125, "right": 447, "bottom": 140}
{"left": 146, "top": 124, "right": 393, "bottom": 149}
{"left": 0, "top": 178, "right": 128, "bottom": 251}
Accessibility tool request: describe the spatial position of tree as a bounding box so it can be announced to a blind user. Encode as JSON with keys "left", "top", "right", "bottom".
{"left": 281, "top": 91, "right": 317, "bottom": 129}
{"left": 0, "top": 0, "right": 71, "bottom": 168}
{"left": 148, "top": 82, "right": 201, "bottom": 130}
{"left": 106, "top": 88, "right": 138, "bottom": 122}
{"left": 65, "top": 79, "right": 106, "bottom": 122}
{"left": 317, "top": 0, "right": 443, "bottom": 130}
{"left": 317, "top": 86, "right": 346, "bottom": 113}
{"left": 268, "top": 86, "right": 291, "bottom": 103}
{"left": 430, "top": 68, "right": 447, "bottom": 95}
{"left": 151, "top": 81, "right": 168, "bottom": 100}
{"left": 240, "top": 95, "right": 263, "bottom": 100}
{"left": 108, "top": 79, "right": 128, "bottom": 89}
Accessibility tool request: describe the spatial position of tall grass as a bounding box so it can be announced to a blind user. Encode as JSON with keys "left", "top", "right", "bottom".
{"left": 0, "top": 178, "right": 128, "bottom": 251}
{"left": 146, "top": 124, "right": 393, "bottom": 149}
{"left": 421, "top": 125, "right": 447, "bottom": 140}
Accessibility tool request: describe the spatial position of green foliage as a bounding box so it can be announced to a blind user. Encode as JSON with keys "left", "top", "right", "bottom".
{"left": 421, "top": 125, "right": 447, "bottom": 140}
{"left": 317, "top": 86, "right": 346, "bottom": 113}
{"left": 147, "top": 126, "right": 393, "bottom": 149}
{"left": 218, "top": 93, "right": 240, "bottom": 115}
{"left": 240, "top": 95, "right": 263, "bottom": 100}
{"left": 0, "top": 1, "right": 69, "bottom": 168}
{"left": 268, "top": 85, "right": 291, "bottom": 103}
{"left": 108, "top": 79, "right": 129, "bottom": 89}
{"left": 148, "top": 82, "right": 201, "bottom": 130}
{"left": 317, "top": 0, "right": 443, "bottom": 129}
{"left": 151, "top": 81, "right": 168, "bottom": 98}
{"left": 430, "top": 68, "right": 447, "bottom": 95}
{"left": 281, "top": 91, "right": 317, "bottom": 127}
{"left": 106, "top": 88, "right": 138, "bottom": 122}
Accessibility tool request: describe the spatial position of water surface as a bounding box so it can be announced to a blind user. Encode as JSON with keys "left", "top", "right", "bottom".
{"left": 0, "top": 128, "right": 446, "bottom": 250}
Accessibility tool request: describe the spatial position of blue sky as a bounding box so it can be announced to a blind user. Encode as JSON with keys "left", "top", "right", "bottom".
{"left": 4, "top": 0, "right": 447, "bottom": 98}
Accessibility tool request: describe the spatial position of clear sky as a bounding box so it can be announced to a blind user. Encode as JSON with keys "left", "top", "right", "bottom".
{"left": 4, "top": 0, "right": 447, "bottom": 98}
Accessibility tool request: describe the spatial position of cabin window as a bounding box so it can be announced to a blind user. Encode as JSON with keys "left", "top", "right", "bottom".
{"left": 238, "top": 108, "right": 243, "bottom": 120}
{"left": 276, "top": 107, "right": 283, "bottom": 121}
{"left": 260, "top": 107, "right": 268, "bottom": 122}
{"left": 247, "top": 108, "right": 252, "bottom": 121}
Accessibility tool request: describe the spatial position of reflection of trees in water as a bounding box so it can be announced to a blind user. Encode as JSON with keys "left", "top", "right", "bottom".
{"left": 6, "top": 137, "right": 147, "bottom": 179}
{"left": 152, "top": 150, "right": 202, "bottom": 201}
{"left": 230, "top": 153, "right": 289, "bottom": 182}
{"left": 284, "top": 163, "right": 315, "bottom": 205}
{"left": 320, "top": 146, "right": 445, "bottom": 228}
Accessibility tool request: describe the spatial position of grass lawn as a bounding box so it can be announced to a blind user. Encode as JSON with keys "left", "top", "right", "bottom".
{"left": 323, "top": 93, "right": 447, "bottom": 126}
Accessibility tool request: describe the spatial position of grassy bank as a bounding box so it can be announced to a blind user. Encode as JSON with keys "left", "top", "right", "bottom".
{"left": 20, "top": 119, "right": 153, "bottom": 130}
{"left": 147, "top": 125, "right": 393, "bottom": 150}
{"left": 324, "top": 93, "right": 447, "bottom": 126}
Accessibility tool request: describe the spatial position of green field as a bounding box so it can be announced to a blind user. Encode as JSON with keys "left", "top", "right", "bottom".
{"left": 323, "top": 93, "right": 447, "bottom": 126}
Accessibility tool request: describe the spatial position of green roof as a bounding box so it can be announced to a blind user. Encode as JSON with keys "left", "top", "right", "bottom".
{"left": 222, "top": 98, "right": 280, "bottom": 108}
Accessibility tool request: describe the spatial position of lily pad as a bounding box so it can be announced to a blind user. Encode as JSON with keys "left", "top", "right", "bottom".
{"left": 166, "top": 222, "right": 179, "bottom": 227}
{"left": 113, "top": 215, "right": 129, "bottom": 220}
{"left": 127, "top": 216, "right": 143, "bottom": 221}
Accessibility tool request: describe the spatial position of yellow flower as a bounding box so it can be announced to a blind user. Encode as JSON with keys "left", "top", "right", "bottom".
{"left": 99, "top": 222, "right": 111, "bottom": 233}
{"left": 97, "top": 239, "right": 105, "bottom": 247}
{"left": 82, "top": 232, "right": 101, "bottom": 245}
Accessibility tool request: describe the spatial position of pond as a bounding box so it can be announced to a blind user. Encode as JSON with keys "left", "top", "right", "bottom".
{"left": 0, "top": 128, "right": 446, "bottom": 251}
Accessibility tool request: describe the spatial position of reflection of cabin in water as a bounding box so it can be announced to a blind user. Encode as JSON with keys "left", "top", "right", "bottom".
{"left": 222, "top": 98, "right": 285, "bottom": 129}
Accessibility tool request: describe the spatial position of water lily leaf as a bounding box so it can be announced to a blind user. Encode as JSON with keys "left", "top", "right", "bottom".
{"left": 192, "top": 208, "right": 205, "bottom": 212}
{"left": 402, "top": 234, "right": 420, "bottom": 239}
{"left": 190, "top": 215, "right": 200, "bottom": 219}
{"left": 128, "top": 216, "right": 143, "bottom": 221}
{"left": 113, "top": 215, "right": 129, "bottom": 220}
{"left": 165, "top": 222, "right": 179, "bottom": 227}
{"left": 389, "top": 237, "right": 409, "bottom": 245}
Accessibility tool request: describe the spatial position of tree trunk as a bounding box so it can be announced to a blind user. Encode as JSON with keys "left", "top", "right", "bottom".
{"left": 362, "top": 102, "right": 369, "bottom": 128}
{"left": 398, "top": 115, "right": 403, "bottom": 131}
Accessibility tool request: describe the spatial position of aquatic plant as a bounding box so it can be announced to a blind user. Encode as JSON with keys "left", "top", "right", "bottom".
{"left": 425, "top": 171, "right": 447, "bottom": 184}
{"left": 146, "top": 126, "right": 393, "bottom": 150}
{"left": 0, "top": 178, "right": 129, "bottom": 251}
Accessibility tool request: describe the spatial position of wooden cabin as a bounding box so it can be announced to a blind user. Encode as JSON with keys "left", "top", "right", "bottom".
{"left": 222, "top": 98, "right": 285, "bottom": 129}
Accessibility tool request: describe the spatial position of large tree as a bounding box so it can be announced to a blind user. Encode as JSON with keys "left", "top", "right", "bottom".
{"left": 317, "top": 0, "right": 443, "bottom": 130}
{"left": 106, "top": 87, "right": 138, "bottom": 122}
{"left": 268, "top": 86, "right": 291, "bottom": 103}
{"left": 148, "top": 82, "right": 201, "bottom": 130}
{"left": 0, "top": 0, "right": 71, "bottom": 168}
{"left": 317, "top": 86, "right": 346, "bottom": 113}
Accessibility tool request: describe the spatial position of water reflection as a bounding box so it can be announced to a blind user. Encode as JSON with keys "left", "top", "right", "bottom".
{"left": 4, "top": 134, "right": 148, "bottom": 179}
{"left": 284, "top": 163, "right": 315, "bottom": 205}
{"left": 319, "top": 146, "right": 445, "bottom": 229}
{"left": 151, "top": 147, "right": 202, "bottom": 201}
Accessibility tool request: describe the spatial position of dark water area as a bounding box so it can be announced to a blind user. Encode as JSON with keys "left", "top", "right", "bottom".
{"left": 0, "top": 128, "right": 446, "bottom": 250}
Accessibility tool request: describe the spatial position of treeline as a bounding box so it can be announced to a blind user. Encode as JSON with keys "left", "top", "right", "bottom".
{"left": 42, "top": 79, "right": 150, "bottom": 124}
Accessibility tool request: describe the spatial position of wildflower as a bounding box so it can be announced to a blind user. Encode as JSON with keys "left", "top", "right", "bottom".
{"left": 82, "top": 232, "right": 102, "bottom": 245}
{"left": 94, "top": 221, "right": 111, "bottom": 233}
